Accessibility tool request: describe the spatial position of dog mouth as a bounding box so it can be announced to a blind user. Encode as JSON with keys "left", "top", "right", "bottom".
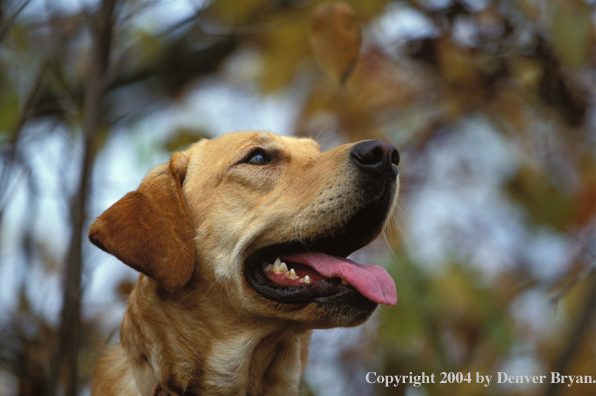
{"left": 244, "top": 198, "right": 398, "bottom": 307}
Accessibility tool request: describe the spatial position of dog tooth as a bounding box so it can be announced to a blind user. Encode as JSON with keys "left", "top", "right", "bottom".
{"left": 286, "top": 268, "right": 298, "bottom": 279}
{"left": 272, "top": 258, "right": 289, "bottom": 273}
{"left": 271, "top": 257, "right": 282, "bottom": 272}
{"left": 263, "top": 264, "right": 273, "bottom": 272}
{"left": 341, "top": 279, "right": 348, "bottom": 286}
{"left": 302, "top": 275, "right": 311, "bottom": 284}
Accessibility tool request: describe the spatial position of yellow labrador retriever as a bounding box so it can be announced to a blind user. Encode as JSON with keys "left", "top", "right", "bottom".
{"left": 89, "top": 131, "right": 399, "bottom": 396}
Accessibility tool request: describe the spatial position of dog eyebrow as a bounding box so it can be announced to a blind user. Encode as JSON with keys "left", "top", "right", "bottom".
{"left": 254, "top": 132, "right": 273, "bottom": 144}
{"left": 255, "top": 133, "right": 289, "bottom": 151}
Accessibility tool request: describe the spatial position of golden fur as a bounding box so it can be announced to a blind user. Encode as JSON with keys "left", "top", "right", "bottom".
{"left": 89, "top": 131, "right": 399, "bottom": 395}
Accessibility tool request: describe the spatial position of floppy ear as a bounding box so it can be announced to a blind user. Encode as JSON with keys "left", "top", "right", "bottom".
{"left": 89, "top": 152, "right": 195, "bottom": 292}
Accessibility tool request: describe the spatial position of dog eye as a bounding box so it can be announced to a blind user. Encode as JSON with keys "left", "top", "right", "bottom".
{"left": 246, "top": 150, "right": 270, "bottom": 165}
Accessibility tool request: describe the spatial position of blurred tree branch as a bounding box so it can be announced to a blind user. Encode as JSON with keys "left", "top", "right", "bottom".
{"left": 0, "top": 61, "right": 48, "bottom": 217}
{"left": 25, "top": 19, "right": 237, "bottom": 121}
{"left": 0, "top": 0, "right": 32, "bottom": 43}
{"left": 109, "top": 36, "right": 237, "bottom": 97}
{"left": 48, "top": 1, "right": 116, "bottom": 395}
{"left": 551, "top": 222, "right": 596, "bottom": 305}
{"left": 544, "top": 277, "right": 596, "bottom": 396}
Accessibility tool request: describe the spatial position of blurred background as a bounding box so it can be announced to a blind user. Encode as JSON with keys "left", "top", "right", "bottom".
{"left": 0, "top": 0, "right": 594, "bottom": 395}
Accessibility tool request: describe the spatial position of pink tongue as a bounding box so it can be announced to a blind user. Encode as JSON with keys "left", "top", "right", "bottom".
{"left": 279, "top": 252, "right": 397, "bottom": 306}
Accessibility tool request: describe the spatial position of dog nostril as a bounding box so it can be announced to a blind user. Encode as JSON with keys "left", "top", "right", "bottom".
{"left": 353, "top": 143, "right": 382, "bottom": 165}
{"left": 392, "top": 148, "right": 400, "bottom": 167}
{"left": 351, "top": 140, "right": 400, "bottom": 171}
{"left": 372, "top": 146, "right": 385, "bottom": 165}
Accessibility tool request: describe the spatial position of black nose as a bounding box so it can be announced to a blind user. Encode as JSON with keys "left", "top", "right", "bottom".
{"left": 350, "top": 140, "right": 400, "bottom": 175}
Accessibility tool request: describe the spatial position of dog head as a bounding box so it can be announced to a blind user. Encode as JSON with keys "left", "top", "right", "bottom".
{"left": 89, "top": 131, "right": 399, "bottom": 329}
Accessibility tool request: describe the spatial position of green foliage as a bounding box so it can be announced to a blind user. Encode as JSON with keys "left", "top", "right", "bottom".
{"left": 0, "top": 89, "right": 19, "bottom": 136}
{"left": 551, "top": 0, "right": 592, "bottom": 68}
{"left": 164, "top": 127, "right": 211, "bottom": 152}
{"left": 506, "top": 167, "right": 574, "bottom": 231}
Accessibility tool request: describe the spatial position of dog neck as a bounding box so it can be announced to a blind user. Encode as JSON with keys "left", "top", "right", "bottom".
{"left": 121, "top": 275, "right": 311, "bottom": 396}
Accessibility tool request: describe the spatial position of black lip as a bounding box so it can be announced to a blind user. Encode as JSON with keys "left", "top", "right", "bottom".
{"left": 244, "top": 178, "right": 397, "bottom": 305}
{"left": 248, "top": 255, "right": 346, "bottom": 304}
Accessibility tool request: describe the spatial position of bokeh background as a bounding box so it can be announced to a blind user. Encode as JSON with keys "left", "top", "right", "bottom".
{"left": 0, "top": 0, "right": 594, "bottom": 395}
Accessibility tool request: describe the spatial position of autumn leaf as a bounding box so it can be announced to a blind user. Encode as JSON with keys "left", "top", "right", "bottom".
{"left": 310, "top": 2, "right": 362, "bottom": 86}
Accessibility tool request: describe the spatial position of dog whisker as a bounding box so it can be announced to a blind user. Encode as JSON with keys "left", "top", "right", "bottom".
{"left": 225, "top": 282, "right": 240, "bottom": 316}
{"left": 268, "top": 328, "right": 290, "bottom": 354}
{"left": 197, "top": 281, "right": 216, "bottom": 305}
{"left": 382, "top": 230, "right": 399, "bottom": 262}
{"left": 173, "top": 236, "right": 199, "bottom": 268}
{"left": 282, "top": 335, "right": 295, "bottom": 373}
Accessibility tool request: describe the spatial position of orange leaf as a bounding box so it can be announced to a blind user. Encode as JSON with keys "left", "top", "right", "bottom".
{"left": 310, "top": 2, "right": 362, "bottom": 86}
